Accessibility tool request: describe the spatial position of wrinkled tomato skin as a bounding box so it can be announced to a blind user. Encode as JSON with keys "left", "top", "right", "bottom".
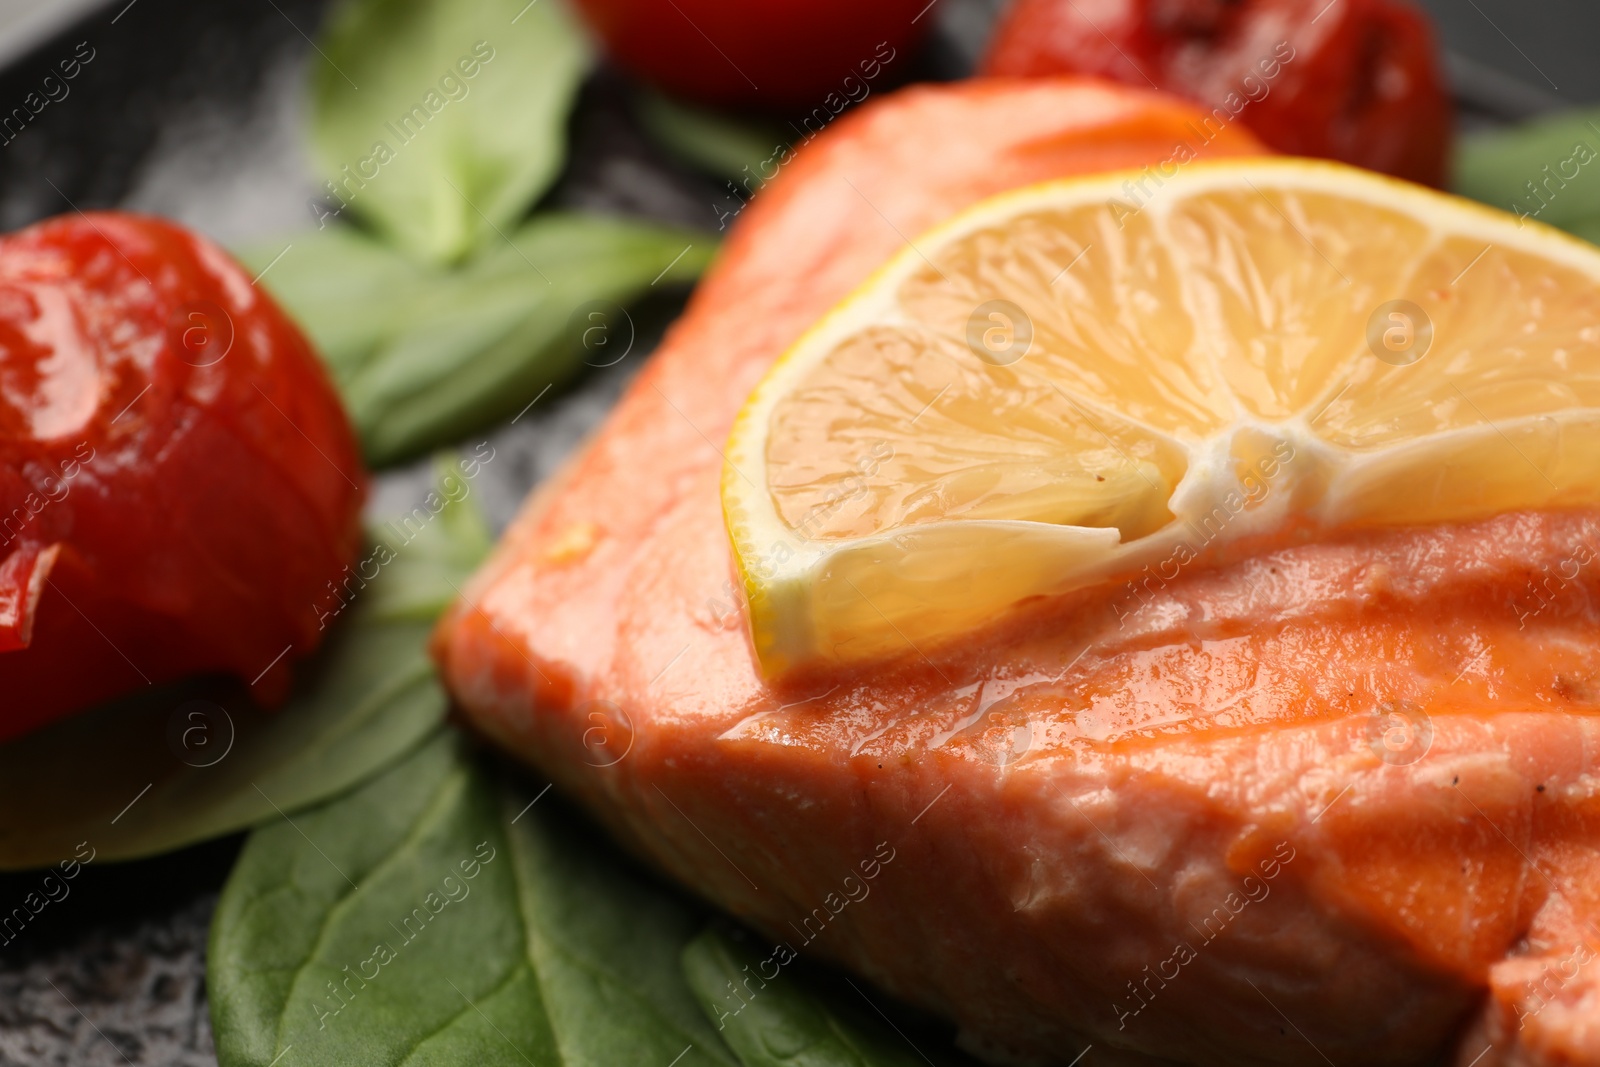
{"left": 983, "top": 0, "right": 1453, "bottom": 187}
{"left": 0, "top": 213, "right": 366, "bottom": 741}
{"left": 569, "top": 0, "right": 932, "bottom": 111}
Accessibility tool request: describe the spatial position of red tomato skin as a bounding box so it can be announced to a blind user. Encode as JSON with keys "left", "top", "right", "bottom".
{"left": 0, "top": 213, "right": 366, "bottom": 741}
{"left": 983, "top": 0, "right": 1452, "bottom": 187}
{"left": 570, "top": 0, "right": 932, "bottom": 111}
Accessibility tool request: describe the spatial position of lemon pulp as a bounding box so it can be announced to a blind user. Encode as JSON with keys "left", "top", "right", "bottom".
{"left": 723, "top": 160, "right": 1600, "bottom": 676}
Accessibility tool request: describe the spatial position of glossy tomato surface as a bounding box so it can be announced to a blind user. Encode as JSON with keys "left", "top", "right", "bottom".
{"left": 983, "top": 0, "right": 1452, "bottom": 187}
{"left": 0, "top": 213, "right": 365, "bottom": 741}
{"left": 570, "top": 0, "right": 932, "bottom": 111}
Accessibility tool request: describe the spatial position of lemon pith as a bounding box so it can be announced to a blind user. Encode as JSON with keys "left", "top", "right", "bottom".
{"left": 723, "top": 159, "right": 1600, "bottom": 677}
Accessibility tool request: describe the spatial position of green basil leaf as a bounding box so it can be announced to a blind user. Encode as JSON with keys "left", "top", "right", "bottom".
{"left": 635, "top": 90, "right": 793, "bottom": 180}
{"left": 347, "top": 214, "right": 713, "bottom": 460}
{"left": 346, "top": 214, "right": 713, "bottom": 465}
{"left": 1454, "top": 108, "right": 1600, "bottom": 238}
{"left": 682, "top": 927, "right": 930, "bottom": 1067}
{"left": 311, "top": 0, "right": 590, "bottom": 264}
{"left": 239, "top": 227, "right": 435, "bottom": 384}
{"left": 209, "top": 734, "right": 741, "bottom": 1067}
{"left": 0, "top": 467, "right": 489, "bottom": 870}
{"left": 244, "top": 216, "right": 713, "bottom": 467}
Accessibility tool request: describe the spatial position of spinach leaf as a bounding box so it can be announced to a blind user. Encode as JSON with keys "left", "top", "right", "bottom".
{"left": 0, "top": 463, "right": 490, "bottom": 869}
{"left": 362, "top": 453, "right": 497, "bottom": 623}
{"left": 209, "top": 734, "right": 741, "bottom": 1067}
{"left": 245, "top": 216, "right": 713, "bottom": 467}
{"left": 682, "top": 927, "right": 931, "bottom": 1067}
{"left": 1454, "top": 108, "right": 1600, "bottom": 242}
{"left": 635, "top": 90, "right": 794, "bottom": 180}
{"left": 311, "top": 0, "right": 590, "bottom": 264}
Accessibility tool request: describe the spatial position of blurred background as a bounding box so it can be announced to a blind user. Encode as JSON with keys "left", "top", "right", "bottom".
{"left": 0, "top": 0, "right": 1593, "bottom": 241}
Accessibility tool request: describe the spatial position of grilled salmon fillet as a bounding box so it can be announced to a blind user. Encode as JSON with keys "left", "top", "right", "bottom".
{"left": 433, "top": 79, "right": 1600, "bottom": 1066}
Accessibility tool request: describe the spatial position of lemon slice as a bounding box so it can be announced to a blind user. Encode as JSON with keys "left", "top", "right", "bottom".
{"left": 723, "top": 159, "right": 1600, "bottom": 676}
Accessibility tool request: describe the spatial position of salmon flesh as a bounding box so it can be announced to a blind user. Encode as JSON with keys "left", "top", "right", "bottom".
{"left": 433, "top": 80, "right": 1600, "bottom": 1066}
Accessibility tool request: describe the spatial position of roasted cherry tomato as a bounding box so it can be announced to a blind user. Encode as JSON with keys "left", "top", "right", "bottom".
{"left": 570, "top": 0, "right": 932, "bottom": 111}
{"left": 983, "top": 0, "right": 1452, "bottom": 186}
{"left": 0, "top": 213, "right": 366, "bottom": 741}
